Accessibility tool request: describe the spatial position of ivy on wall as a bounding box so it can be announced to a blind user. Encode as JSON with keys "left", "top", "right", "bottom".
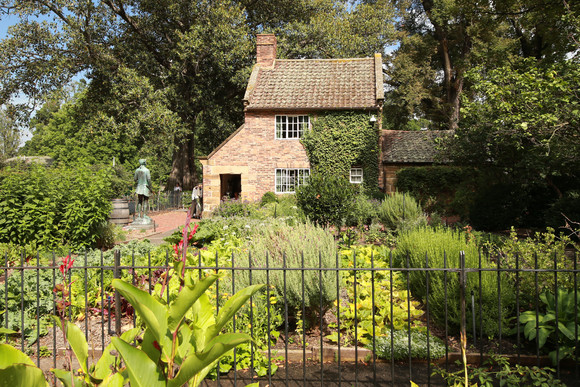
{"left": 301, "top": 111, "right": 379, "bottom": 192}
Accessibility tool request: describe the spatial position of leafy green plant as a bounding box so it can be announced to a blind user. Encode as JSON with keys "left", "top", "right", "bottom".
{"left": 378, "top": 191, "right": 427, "bottom": 231}
{"left": 0, "top": 164, "right": 112, "bottom": 249}
{"left": 260, "top": 191, "right": 278, "bottom": 206}
{"left": 327, "top": 245, "right": 424, "bottom": 346}
{"left": 296, "top": 171, "right": 355, "bottom": 228}
{"left": 371, "top": 330, "right": 446, "bottom": 360}
{"left": 433, "top": 353, "right": 566, "bottom": 387}
{"left": 110, "top": 273, "right": 265, "bottom": 386}
{"left": 519, "top": 289, "right": 580, "bottom": 365}
{"left": 0, "top": 343, "right": 50, "bottom": 386}
{"left": 394, "top": 227, "right": 516, "bottom": 338}
{"left": 496, "top": 228, "right": 577, "bottom": 302}
{"left": 345, "top": 193, "right": 380, "bottom": 227}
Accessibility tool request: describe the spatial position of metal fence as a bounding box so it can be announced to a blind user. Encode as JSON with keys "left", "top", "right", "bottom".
{"left": 1, "top": 249, "right": 578, "bottom": 386}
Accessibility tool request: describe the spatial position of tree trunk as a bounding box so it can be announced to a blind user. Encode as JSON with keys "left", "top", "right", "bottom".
{"left": 168, "top": 128, "right": 197, "bottom": 191}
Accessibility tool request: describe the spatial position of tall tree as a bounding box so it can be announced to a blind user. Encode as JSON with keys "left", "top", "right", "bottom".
{"left": 0, "top": 106, "right": 19, "bottom": 160}
{"left": 1, "top": 0, "right": 397, "bottom": 188}
{"left": 386, "top": 0, "right": 580, "bottom": 130}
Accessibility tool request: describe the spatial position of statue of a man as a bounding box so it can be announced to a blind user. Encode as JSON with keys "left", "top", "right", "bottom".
{"left": 134, "top": 159, "right": 152, "bottom": 220}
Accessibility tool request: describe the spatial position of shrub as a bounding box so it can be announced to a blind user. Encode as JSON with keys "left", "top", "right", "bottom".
{"left": 372, "top": 330, "right": 446, "bottom": 360}
{"left": 260, "top": 191, "right": 278, "bottom": 206}
{"left": 377, "top": 192, "right": 426, "bottom": 231}
{"left": 0, "top": 164, "right": 112, "bottom": 249}
{"left": 258, "top": 194, "right": 306, "bottom": 222}
{"left": 495, "top": 228, "right": 577, "bottom": 303}
{"left": 345, "top": 193, "right": 379, "bottom": 227}
{"left": 396, "top": 166, "right": 477, "bottom": 216}
{"left": 243, "top": 221, "right": 337, "bottom": 325}
{"left": 296, "top": 171, "right": 355, "bottom": 228}
{"left": 394, "top": 227, "right": 516, "bottom": 338}
{"left": 212, "top": 198, "right": 260, "bottom": 218}
{"left": 545, "top": 190, "right": 580, "bottom": 229}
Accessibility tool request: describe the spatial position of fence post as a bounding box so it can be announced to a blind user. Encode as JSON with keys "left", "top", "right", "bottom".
{"left": 114, "top": 249, "right": 122, "bottom": 336}
{"left": 459, "top": 251, "right": 468, "bottom": 386}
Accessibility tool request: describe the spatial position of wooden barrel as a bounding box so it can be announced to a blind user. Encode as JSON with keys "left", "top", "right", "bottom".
{"left": 109, "top": 199, "right": 130, "bottom": 225}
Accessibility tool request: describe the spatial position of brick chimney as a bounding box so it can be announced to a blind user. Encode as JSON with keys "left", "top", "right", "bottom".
{"left": 256, "top": 34, "right": 276, "bottom": 67}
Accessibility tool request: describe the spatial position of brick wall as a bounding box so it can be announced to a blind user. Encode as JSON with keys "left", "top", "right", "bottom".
{"left": 201, "top": 110, "right": 311, "bottom": 213}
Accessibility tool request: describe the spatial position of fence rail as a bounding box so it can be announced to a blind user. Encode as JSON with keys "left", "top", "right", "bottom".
{"left": 1, "top": 249, "right": 578, "bottom": 386}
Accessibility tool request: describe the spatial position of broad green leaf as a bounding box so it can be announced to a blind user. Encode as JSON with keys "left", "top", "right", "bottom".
{"left": 111, "top": 338, "right": 165, "bottom": 387}
{"left": 208, "top": 284, "right": 265, "bottom": 344}
{"left": 0, "top": 344, "right": 35, "bottom": 368}
{"left": 94, "top": 327, "right": 140, "bottom": 380}
{"left": 168, "top": 274, "right": 218, "bottom": 331}
{"left": 112, "top": 279, "right": 168, "bottom": 343}
{"left": 51, "top": 368, "right": 85, "bottom": 387}
{"left": 51, "top": 316, "right": 89, "bottom": 375}
{"left": 538, "top": 327, "right": 551, "bottom": 348}
{"left": 557, "top": 322, "right": 575, "bottom": 341}
{"left": 168, "top": 332, "right": 252, "bottom": 387}
{"left": 0, "top": 328, "right": 17, "bottom": 335}
{"left": 98, "top": 371, "right": 126, "bottom": 387}
{"left": 0, "top": 364, "right": 49, "bottom": 387}
{"left": 190, "top": 293, "right": 215, "bottom": 350}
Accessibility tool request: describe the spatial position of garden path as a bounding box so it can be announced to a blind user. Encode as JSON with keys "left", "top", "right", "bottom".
{"left": 122, "top": 209, "right": 197, "bottom": 245}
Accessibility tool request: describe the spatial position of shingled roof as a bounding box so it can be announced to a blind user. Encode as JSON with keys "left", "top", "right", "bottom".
{"left": 243, "top": 54, "right": 384, "bottom": 111}
{"left": 382, "top": 130, "right": 451, "bottom": 164}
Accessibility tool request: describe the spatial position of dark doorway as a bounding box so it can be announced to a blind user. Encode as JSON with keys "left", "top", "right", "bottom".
{"left": 220, "top": 174, "right": 241, "bottom": 200}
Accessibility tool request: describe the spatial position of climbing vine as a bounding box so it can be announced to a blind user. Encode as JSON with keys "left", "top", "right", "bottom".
{"left": 301, "top": 111, "right": 379, "bottom": 192}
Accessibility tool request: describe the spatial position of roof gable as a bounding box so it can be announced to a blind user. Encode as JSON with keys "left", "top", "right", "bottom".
{"left": 244, "top": 54, "right": 383, "bottom": 111}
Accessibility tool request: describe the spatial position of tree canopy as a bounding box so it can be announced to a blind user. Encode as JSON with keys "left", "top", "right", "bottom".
{"left": 1, "top": 0, "right": 397, "bottom": 188}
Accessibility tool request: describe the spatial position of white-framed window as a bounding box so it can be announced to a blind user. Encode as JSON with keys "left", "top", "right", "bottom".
{"left": 275, "top": 115, "right": 309, "bottom": 139}
{"left": 350, "top": 167, "right": 363, "bottom": 184}
{"left": 275, "top": 168, "right": 310, "bottom": 193}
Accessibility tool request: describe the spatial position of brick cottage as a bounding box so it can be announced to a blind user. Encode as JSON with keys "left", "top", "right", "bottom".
{"left": 200, "top": 34, "right": 444, "bottom": 215}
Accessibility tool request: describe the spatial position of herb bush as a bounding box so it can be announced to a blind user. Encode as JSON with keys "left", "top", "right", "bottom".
{"left": 0, "top": 164, "right": 112, "bottom": 249}
{"left": 495, "top": 228, "right": 577, "bottom": 304}
{"left": 377, "top": 191, "right": 427, "bottom": 231}
{"left": 394, "top": 227, "right": 516, "bottom": 338}
{"left": 243, "top": 221, "right": 337, "bottom": 325}
{"left": 258, "top": 194, "right": 305, "bottom": 222}
{"left": 296, "top": 171, "right": 355, "bottom": 228}
{"left": 372, "top": 330, "right": 446, "bottom": 360}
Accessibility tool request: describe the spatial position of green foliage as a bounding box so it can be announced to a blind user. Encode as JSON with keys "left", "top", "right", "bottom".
{"left": 245, "top": 221, "right": 337, "bottom": 324}
{"left": 112, "top": 273, "right": 264, "bottom": 386}
{"left": 395, "top": 166, "right": 477, "bottom": 216}
{"left": 448, "top": 58, "right": 580, "bottom": 197}
{"left": 0, "top": 344, "right": 50, "bottom": 386}
{"left": 301, "top": 111, "right": 379, "bottom": 192}
{"left": 434, "top": 353, "right": 566, "bottom": 387}
{"left": 260, "top": 191, "right": 278, "bottom": 206}
{"left": 495, "top": 228, "right": 577, "bottom": 302}
{"left": 394, "top": 227, "right": 516, "bottom": 338}
{"left": 259, "top": 194, "right": 306, "bottom": 222}
{"left": 519, "top": 289, "right": 580, "bottom": 365}
{"left": 372, "top": 330, "right": 446, "bottom": 361}
{"left": 545, "top": 190, "right": 580, "bottom": 230}
{"left": 212, "top": 199, "right": 260, "bottom": 218}
{"left": 296, "top": 171, "right": 355, "bottom": 228}
{"left": 327, "top": 245, "right": 424, "bottom": 346}
{"left": 377, "top": 192, "right": 427, "bottom": 231}
{"left": 0, "top": 107, "right": 19, "bottom": 161}
{"left": 0, "top": 164, "right": 112, "bottom": 249}
{"left": 345, "top": 193, "right": 380, "bottom": 227}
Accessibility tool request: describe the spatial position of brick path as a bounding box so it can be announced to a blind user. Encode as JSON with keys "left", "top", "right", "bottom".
{"left": 122, "top": 209, "right": 199, "bottom": 245}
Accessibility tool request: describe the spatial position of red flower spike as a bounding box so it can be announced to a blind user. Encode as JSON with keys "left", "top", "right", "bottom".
{"left": 188, "top": 224, "right": 199, "bottom": 241}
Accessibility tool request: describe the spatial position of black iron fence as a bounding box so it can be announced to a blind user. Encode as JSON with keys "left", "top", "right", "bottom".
{"left": 1, "top": 249, "right": 578, "bottom": 386}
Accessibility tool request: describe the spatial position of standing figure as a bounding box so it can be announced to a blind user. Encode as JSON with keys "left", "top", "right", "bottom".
{"left": 192, "top": 184, "right": 203, "bottom": 219}
{"left": 134, "top": 159, "right": 152, "bottom": 220}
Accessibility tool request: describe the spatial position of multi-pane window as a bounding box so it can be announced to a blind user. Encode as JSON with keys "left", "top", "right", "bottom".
{"left": 350, "top": 168, "right": 363, "bottom": 184}
{"left": 275, "top": 168, "right": 310, "bottom": 193}
{"left": 276, "top": 115, "right": 309, "bottom": 139}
